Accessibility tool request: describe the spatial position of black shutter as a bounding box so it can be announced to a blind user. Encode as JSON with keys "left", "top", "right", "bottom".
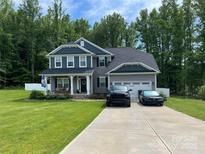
{"left": 96, "top": 57, "right": 99, "bottom": 67}
{"left": 106, "top": 77, "right": 108, "bottom": 87}
{"left": 105, "top": 57, "right": 108, "bottom": 66}
{"left": 55, "top": 78, "right": 57, "bottom": 88}
{"left": 97, "top": 77, "right": 99, "bottom": 87}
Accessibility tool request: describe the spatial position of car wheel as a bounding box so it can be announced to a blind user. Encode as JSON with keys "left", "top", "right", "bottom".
{"left": 127, "top": 103, "right": 131, "bottom": 107}
{"left": 159, "top": 103, "right": 163, "bottom": 106}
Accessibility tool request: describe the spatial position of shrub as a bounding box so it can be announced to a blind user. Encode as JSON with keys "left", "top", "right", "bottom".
{"left": 198, "top": 85, "right": 205, "bottom": 100}
{"left": 89, "top": 93, "right": 106, "bottom": 99}
{"left": 30, "top": 91, "right": 45, "bottom": 99}
{"left": 45, "top": 93, "right": 71, "bottom": 100}
{"left": 159, "top": 92, "right": 167, "bottom": 101}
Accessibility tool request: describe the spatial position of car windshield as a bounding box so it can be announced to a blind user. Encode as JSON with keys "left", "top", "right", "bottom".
{"left": 111, "top": 86, "right": 128, "bottom": 92}
{"left": 144, "top": 91, "right": 159, "bottom": 97}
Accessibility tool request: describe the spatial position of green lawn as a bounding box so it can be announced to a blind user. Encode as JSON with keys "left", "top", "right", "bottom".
{"left": 0, "top": 90, "right": 104, "bottom": 154}
{"left": 166, "top": 97, "right": 205, "bottom": 121}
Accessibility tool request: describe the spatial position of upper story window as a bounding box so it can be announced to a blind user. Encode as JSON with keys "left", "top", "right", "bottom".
{"left": 80, "top": 41, "right": 84, "bottom": 47}
{"left": 55, "top": 56, "right": 62, "bottom": 68}
{"left": 99, "top": 56, "right": 105, "bottom": 66}
{"left": 79, "top": 56, "right": 87, "bottom": 67}
{"left": 67, "top": 56, "right": 74, "bottom": 68}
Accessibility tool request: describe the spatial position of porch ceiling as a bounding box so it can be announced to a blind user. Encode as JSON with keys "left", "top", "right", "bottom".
{"left": 40, "top": 68, "right": 93, "bottom": 76}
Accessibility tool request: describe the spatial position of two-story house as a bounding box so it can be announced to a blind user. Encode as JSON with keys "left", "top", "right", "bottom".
{"left": 40, "top": 37, "right": 160, "bottom": 99}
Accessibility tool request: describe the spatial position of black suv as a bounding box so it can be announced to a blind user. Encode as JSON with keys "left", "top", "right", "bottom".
{"left": 106, "top": 85, "right": 131, "bottom": 107}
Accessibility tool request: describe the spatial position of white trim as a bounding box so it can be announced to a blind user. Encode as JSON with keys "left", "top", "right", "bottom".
{"left": 86, "top": 75, "right": 90, "bottom": 95}
{"left": 40, "top": 72, "right": 94, "bottom": 77}
{"left": 47, "top": 44, "right": 95, "bottom": 56}
{"left": 99, "top": 76, "right": 106, "bottom": 88}
{"left": 155, "top": 74, "right": 157, "bottom": 90}
{"left": 108, "top": 74, "right": 110, "bottom": 90}
{"left": 49, "top": 54, "right": 92, "bottom": 57}
{"left": 74, "top": 37, "right": 114, "bottom": 56}
{"left": 70, "top": 76, "right": 74, "bottom": 95}
{"left": 90, "top": 56, "right": 93, "bottom": 68}
{"left": 67, "top": 56, "right": 74, "bottom": 68}
{"left": 112, "top": 81, "right": 152, "bottom": 86}
{"left": 55, "top": 56, "right": 62, "bottom": 68}
{"left": 106, "top": 62, "right": 160, "bottom": 74}
{"left": 79, "top": 55, "right": 87, "bottom": 68}
{"left": 99, "top": 56, "right": 105, "bottom": 66}
{"left": 110, "top": 72, "right": 157, "bottom": 75}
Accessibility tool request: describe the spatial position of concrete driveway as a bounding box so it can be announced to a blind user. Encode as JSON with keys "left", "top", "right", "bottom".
{"left": 61, "top": 103, "right": 205, "bottom": 154}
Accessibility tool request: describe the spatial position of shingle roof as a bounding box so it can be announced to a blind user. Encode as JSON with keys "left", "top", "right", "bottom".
{"left": 41, "top": 68, "right": 94, "bottom": 75}
{"left": 105, "top": 47, "right": 160, "bottom": 73}
{"left": 111, "top": 64, "right": 155, "bottom": 73}
{"left": 50, "top": 46, "right": 90, "bottom": 55}
{"left": 75, "top": 38, "right": 112, "bottom": 55}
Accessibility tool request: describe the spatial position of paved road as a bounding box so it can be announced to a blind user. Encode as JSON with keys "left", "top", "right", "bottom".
{"left": 61, "top": 103, "right": 205, "bottom": 154}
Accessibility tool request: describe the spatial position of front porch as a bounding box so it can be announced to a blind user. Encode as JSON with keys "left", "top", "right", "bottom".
{"left": 48, "top": 75, "right": 92, "bottom": 95}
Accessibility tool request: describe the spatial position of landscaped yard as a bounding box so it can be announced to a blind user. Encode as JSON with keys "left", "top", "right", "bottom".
{"left": 166, "top": 97, "right": 205, "bottom": 121}
{"left": 0, "top": 90, "right": 104, "bottom": 154}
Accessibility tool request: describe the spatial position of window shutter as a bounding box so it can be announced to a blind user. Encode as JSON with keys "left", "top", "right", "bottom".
{"left": 106, "top": 77, "right": 108, "bottom": 87}
{"left": 97, "top": 77, "right": 99, "bottom": 87}
{"left": 105, "top": 57, "right": 108, "bottom": 66}
{"left": 55, "top": 78, "right": 57, "bottom": 88}
{"left": 96, "top": 57, "right": 99, "bottom": 67}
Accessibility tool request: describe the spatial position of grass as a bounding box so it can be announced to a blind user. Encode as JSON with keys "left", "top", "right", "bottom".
{"left": 166, "top": 97, "right": 205, "bottom": 121}
{"left": 0, "top": 90, "right": 104, "bottom": 154}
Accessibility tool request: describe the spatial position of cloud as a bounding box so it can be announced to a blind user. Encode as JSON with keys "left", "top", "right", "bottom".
{"left": 12, "top": 0, "right": 183, "bottom": 25}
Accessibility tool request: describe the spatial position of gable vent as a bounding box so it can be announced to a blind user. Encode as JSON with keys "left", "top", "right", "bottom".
{"left": 80, "top": 41, "right": 84, "bottom": 47}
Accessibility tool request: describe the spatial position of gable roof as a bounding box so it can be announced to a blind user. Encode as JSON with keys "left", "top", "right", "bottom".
{"left": 47, "top": 44, "right": 95, "bottom": 56}
{"left": 109, "top": 63, "right": 156, "bottom": 74}
{"left": 90, "top": 47, "right": 160, "bottom": 76}
{"left": 103, "top": 47, "right": 160, "bottom": 74}
{"left": 75, "top": 37, "right": 114, "bottom": 56}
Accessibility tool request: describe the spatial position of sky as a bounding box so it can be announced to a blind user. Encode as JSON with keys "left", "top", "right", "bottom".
{"left": 13, "top": 0, "right": 183, "bottom": 26}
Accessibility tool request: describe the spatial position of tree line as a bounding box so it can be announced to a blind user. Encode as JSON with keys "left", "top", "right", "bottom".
{"left": 0, "top": 0, "right": 204, "bottom": 96}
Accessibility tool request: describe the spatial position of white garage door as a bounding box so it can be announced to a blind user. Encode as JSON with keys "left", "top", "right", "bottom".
{"left": 113, "top": 81, "right": 152, "bottom": 100}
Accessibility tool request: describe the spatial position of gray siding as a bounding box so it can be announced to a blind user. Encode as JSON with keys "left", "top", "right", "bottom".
{"left": 87, "top": 56, "right": 91, "bottom": 68}
{"left": 74, "top": 56, "right": 79, "bottom": 68}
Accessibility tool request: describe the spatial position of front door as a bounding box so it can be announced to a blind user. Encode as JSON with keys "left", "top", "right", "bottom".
{"left": 81, "top": 78, "right": 86, "bottom": 93}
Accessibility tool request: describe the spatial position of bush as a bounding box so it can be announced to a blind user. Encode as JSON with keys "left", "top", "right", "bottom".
{"left": 89, "top": 93, "right": 106, "bottom": 99}
{"left": 45, "top": 93, "right": 71, "bottom": 100}
{"left": 159, "top": 92, "right": 167, "bottom": 101}
{"left": 30, "top": 91, "right": 45, "bottom": 99}
{"left": 198, "top": 85, "right": 205, "bottom": 100}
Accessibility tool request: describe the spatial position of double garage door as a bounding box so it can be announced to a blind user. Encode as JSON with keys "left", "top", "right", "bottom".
{"left": 113, "top": 81, "right": 152, "bottom": 100}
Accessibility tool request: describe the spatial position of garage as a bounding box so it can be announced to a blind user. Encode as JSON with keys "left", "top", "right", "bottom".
{"left": 112, "top": 81, "right": 152, "bottom": 100}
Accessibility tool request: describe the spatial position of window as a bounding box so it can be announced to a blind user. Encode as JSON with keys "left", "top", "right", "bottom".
{"left": 57, "top": 78, "right": 69, "bottom": 89}
{"left": 99, "top": 77, "right": 106, "bottom": 87}
{"left": 123, "top": 82, "right": 131, "bottom": 86}
{"left": 99, "top": 56, "right": 105, "bottom": 66}
{"left": 114, "top": 82, "right": 122, "bottom": 86}
{"left": 67, "top": 56, "right": 74, "bottom": 68}
{"left": 55, "top": 56, "right": 62, "bottom": 68}
{"left": 79, "top": 56, "right": 87, "bottom": 67}
{"left": 80, "top": 41, "right": 84, "bottom": 46}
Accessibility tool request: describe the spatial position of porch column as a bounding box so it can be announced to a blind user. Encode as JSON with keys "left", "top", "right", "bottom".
{"left": 70, "top": 76, "right": 74, "bottom": 95}
{"left": 108, "top": 74, "right": 110, "bottom": 90}
{"left": 86, "top": 75, "right": 90, "bottom": 95}
{"left": 154, "top": 74, "right": 157, "bottom": 90}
